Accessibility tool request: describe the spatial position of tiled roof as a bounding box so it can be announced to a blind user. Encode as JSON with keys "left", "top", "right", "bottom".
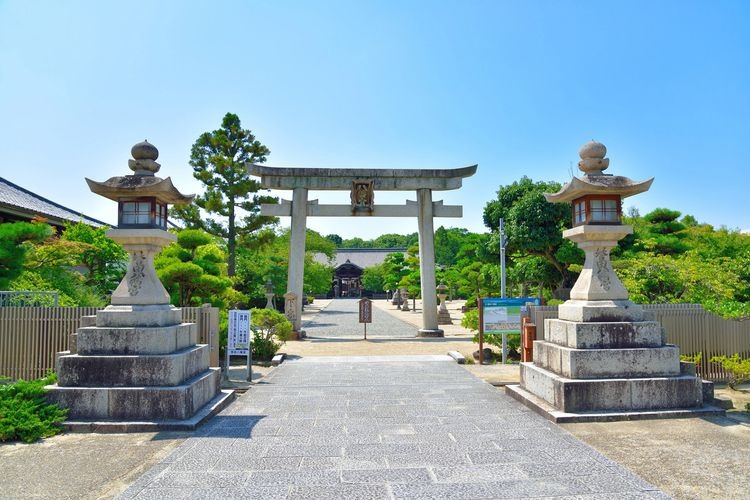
{"left": 0, "top": 177, "right": 107, "bottom": 228}
{"left": 314, "top": 248, "right": 407, "bottom": 269}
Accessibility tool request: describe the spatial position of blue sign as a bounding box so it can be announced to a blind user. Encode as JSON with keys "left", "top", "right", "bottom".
{"left": 481, "top": 297, "right": 541, "bottom": 334}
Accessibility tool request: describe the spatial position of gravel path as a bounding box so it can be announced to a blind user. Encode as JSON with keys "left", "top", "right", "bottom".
{"left": 303, "top": 299, "right": 417, "bottom": 339}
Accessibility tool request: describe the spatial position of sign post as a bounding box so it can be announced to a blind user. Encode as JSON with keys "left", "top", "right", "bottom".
{"left": 227, "top": 309, "right": 252, "bottom": 382}
{"left": 358, "top": 297, "right": 372, "bottom": 339}
{"left": 480, "top": 298, "right": 541, "bottom": 364}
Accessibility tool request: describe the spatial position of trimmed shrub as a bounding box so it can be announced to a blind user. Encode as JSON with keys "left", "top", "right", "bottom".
{"left": 251, "top": 308, "right": 292, "bottom": 360}
{"left": 0, "top": 373, "right": 67, "bottom": 443}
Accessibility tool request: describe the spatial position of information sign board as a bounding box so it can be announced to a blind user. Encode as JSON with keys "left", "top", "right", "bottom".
{"left": 228, "top": 309, "right": 251, "bottom": 356}
{"left": 359, "top": 298, "right": 372, "bottom": 323}
{"left": 481, "top": 298, "right": 541, "bottom": 335}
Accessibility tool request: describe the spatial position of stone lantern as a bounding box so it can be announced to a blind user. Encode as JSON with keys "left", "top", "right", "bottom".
{"left": 505, "top": 141, "right": 721, "bottom": 422}
{"left": 46, "top": 141, "right": 232, "bottom": 431}
{"left": 85, "top": 141, "right": 194, "bottom": 306}
{"left": 543, "top": 141, "right": 653, "bottom": 309}
{"left": 400, "top": 288, "right": 410, "bottom": 312}
{"left": 264, "top": 279, "right": 275, "bottom": 309}
{"left": 436, "top": 282, "right": 452, "bottom": 325}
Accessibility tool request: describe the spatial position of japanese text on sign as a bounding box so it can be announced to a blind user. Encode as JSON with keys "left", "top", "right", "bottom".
{"left": 228, "top": 310, "right": 251, "bottom": 356}
{"left": 359, "top": 298, "right": 372, "bottom": 323}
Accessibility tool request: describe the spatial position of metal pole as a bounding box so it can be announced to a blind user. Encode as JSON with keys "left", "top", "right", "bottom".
{"left": 499, "top": 218, "right": 507, "bottom": 364}
{"left": 478, "top": 297, "right": 484, "bottom": 365}
{"left": 500, "top": 218, "right": 506, "bottom": 299}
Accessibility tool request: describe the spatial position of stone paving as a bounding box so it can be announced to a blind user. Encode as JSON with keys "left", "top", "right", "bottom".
{"left": 118, "top": 356, "right": 665, "bottom": 499}
{"left": 303, "top": 298, "right": 417, "bottom": 339}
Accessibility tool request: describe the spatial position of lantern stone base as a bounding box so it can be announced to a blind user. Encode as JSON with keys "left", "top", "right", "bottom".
{"left": 507, "top": 312, "right": 722, "bottom": 422}
{"left": 437, "top": 308, "right": 453, "bottom": 325}
{"left": 46, "top": 305, "right": 233, "bottom": 432}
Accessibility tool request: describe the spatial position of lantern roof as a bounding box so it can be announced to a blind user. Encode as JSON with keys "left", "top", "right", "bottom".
{"left": 86, "top": 140, "right": 194, "bottom": 205}
{"left": 544, "top": 141, "right": 653, "bottom": 203}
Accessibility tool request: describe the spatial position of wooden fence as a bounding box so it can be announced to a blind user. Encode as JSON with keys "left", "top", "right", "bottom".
{"left": 0, "top": 305, "right": 219, "bottom": 381}
{"left": 527, "top": 304, "right": 750, "bottom": 381}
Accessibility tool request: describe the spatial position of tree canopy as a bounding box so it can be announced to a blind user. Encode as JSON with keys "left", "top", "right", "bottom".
{"left": 175, "top": 112, "right": 278, "bottom": 276}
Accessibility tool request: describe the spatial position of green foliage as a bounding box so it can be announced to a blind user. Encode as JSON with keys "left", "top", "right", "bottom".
{"left": 461, "top": 308, "right": 478, "bottom": 331}
{"left": 0, "top": 222, "right": 53, "bottom": 289}
{"left": 339, "top": 233, "right": 417, "bottom": 249}
{"left": 181, "top": 112, "right": 278, "bottom": 276}
{"left": 709, "top": 354, "right": 750, "bottom": 389}
{"left": 155, "top": 229, "right": 236, "bottom": 307}
{"left": 10, "top": 227, "right": 108, "bottom": 306}
{"left": 0, "top": 372, "right": 67, "bottom": 443}
{"left": 361, "top": 263, "right": 386, "bottom": 293}
{"left": 250, "top": 308, "right": 292, "bottom": 360}
{"left": 235, "top": 228, "right": 334, "bottom": 307}
{"left": 680, "top": 352, "right": 702, "bottom": 365}
{"left": 381, "top": 252, "right": 409, "bottom": 292}
{"left": 61, "top": 222, "right": 127, "bottom": 295}
{"left": 483, "top": 177, "right": 574, "bottom": 289}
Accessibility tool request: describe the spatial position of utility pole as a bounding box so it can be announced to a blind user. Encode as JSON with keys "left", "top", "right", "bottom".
{"left": 499, "top": 218, "right": 507, "bottom": 299}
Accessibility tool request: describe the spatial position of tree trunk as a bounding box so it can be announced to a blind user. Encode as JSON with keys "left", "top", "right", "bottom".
{"left": 228, "top": 202, "right": 236, "bottom": 276}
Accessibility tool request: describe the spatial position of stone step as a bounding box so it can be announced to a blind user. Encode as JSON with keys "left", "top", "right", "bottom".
{"left": 80, "top": 315, "right": 97, "bottom": 327}
{"left": 76, "top": 323, "right": 197, "bottom": 355}
{"left": 96, "top": 304, "right": 182, "bottom": 328}
{"left": 46, "top": 368, "right": 221, "bottom": 420}
{"left": 544, "top": 318, "right": 664, "bottom": 349}
{"left": 519, "top": 362, "right": 703, "bottom": 413}
{"left": 57, "top": 345, "right": 209, "bottom": 387}
{"left": 533, "top": 340, "right": 680, "bottom": 379}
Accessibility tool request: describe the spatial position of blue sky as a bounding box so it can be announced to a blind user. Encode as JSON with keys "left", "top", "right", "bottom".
{"left": 1, "top": 1, "right": 748, "bottom": 238}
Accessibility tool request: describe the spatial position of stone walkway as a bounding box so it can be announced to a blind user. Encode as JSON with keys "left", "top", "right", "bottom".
{"left": 303, "top": 298, "right": 416, "bottom": 339}
{"left": 118, "top": 357, "right": 664, "bottom": 499}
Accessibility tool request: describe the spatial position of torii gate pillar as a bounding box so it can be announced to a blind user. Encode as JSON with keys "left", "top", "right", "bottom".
{"left": 417, "top": 188, "right": 441, "bottom": 336}
{"left": 248, "top": 164, "right": 477, "bottom": 338}
{"left": 288, "top": 187, "right": 308, "bottom": 334}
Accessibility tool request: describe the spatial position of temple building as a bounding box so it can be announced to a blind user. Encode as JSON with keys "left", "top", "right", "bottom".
{"left": 0, "top": 177, "right": 106, "bottom": 230}
{"left": 314, "top": 248, "right": 406, "bottom": 298}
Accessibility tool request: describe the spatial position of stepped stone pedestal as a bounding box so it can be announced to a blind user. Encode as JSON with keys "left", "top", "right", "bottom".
{"left": 47, "top": 304, "right": 233, "bottom": 432}
{"left": 506, "top": 140, "right": 724, "bottom": 422}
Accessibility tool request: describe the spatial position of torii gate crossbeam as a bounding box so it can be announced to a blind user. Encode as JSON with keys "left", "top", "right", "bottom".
{"left": 247, "top": 164, "right": 477, "bottom": 337}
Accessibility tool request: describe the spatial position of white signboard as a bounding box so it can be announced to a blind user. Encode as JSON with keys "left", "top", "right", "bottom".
{"left": 228, "top": 309, "right": 251, "bottom": 356}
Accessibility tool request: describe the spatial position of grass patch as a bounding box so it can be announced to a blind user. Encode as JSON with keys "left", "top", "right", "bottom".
{"left": 0, "top": 372, "right": 68, "bottom": 443}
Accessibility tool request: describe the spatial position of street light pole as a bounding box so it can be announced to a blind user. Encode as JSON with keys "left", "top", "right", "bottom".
{"left": 499, "top": 218, "right": 507, "bottom": 299}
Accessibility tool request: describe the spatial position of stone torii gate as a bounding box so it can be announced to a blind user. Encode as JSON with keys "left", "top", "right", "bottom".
{"left": 247, "top": 164, "right": 477, "bottom": 337}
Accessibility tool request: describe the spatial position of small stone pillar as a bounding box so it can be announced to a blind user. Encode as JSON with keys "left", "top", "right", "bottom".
{"left": 284, "top": 291, "right": 302, "bottom": 339}
{"left": 400, "top": 289, "right": 410, "bottom": 312}
{"left": 437, "top": 282, "right": 452, "bottom": 325}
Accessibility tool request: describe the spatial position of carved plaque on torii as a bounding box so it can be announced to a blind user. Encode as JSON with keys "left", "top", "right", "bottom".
{"left": 351, "top": 180, "right": 374, "bottom": 212}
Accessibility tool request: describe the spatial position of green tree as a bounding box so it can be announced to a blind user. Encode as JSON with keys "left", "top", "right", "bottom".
{"left": 234, "top": 228, "right": 334, "bottom": 306}
{"left": 361, "top": 263, "right": 386, "bottom": 293}
{"left": 61, "top": 221, "right": 127, "bottom": 295}
{"left": 325, "top": 234, "right": 343, "bottom": 246}
{"left": 184, "top": 112, "right": 278, "bottom": 276}
{"left": 483, "top": 177, "right": 577, "bottom": 289}
{"left": 382, "top": 252, "right": 408, "bottom": 292}
{"left": 0, "top": 222, "right": 53, "bottom": 289}
{"left": 155, "top": 229, "right": 236, "bottom": 307}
